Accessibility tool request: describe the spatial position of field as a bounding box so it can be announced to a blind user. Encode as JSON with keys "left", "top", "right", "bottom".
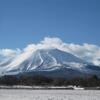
{"left": 0, "top": 89, "right": 100, "bottom": 100}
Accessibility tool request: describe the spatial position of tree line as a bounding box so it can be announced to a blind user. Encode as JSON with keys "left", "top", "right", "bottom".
{"left": 0, "top": 75, "right": 100, "bottom": 87}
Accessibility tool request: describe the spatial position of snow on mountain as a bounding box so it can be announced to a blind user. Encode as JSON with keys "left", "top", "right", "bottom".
{"left": 0, "top": 47, "right": 99, "bottom": 78}
{"left": 0, "top": 49, "right": 80, "bottom": 72}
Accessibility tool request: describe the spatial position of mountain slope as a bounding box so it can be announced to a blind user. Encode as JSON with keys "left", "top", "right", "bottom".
{"left": 0, "top": 48, "right": 100, "bottom": 78}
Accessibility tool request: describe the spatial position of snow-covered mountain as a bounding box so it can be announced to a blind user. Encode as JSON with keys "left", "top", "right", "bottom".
{"left": 0, "top": 48, "right": 100, "bottom": 78}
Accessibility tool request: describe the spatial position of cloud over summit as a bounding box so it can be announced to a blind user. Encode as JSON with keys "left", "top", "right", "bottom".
{"left": 0, "top": 37, "right": 100, "bottom": 66}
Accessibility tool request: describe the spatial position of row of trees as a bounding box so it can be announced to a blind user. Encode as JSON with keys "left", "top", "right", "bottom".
{"left": 0, "top": 75, "right": 100, "bottom": 87}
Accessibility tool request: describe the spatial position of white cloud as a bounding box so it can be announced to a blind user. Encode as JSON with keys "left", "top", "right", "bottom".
{"left": 0, "top": 37, "right": 100, "bottom": 66}
{"left": 0, "top": 48, "right": 21, "bottom": 58}
{"left": 64, "top": 43, "right": 100, "bottom": 65}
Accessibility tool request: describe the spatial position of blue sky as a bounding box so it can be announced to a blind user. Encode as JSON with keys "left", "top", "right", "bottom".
{"left": 0, "top": 0, "right": 100, "bottom": 49}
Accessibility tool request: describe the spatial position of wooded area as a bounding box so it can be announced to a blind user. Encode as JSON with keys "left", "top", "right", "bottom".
{"left": 0, "top": 75, "right": 100, "bottom": 87}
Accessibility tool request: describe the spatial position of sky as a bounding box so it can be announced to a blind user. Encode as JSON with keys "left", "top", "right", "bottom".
{"left": 0, "top": 0, "right": 100, "bottom": 49}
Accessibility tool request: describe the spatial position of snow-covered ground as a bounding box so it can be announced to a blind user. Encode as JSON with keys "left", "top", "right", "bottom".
{"left": 0, "top": 89, "right": 100, "bottom": 100}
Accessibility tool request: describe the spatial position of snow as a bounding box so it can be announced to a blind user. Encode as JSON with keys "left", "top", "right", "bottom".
{"left": 2, "top": 48, "right": 85, "bottom": 73}
{"left": 0, "top": 89, "right": 100, "bottom": 100}
{"left": 0, "top": 48, "right": 99, "bottom": 77}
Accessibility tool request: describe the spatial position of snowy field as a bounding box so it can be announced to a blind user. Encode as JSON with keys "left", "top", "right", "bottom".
{"left": 0, "top": 89, "right": 100, "bottom": 100}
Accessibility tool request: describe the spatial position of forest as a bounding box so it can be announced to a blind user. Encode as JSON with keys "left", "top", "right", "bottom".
{"left": 0, "top": 75, "right": 100, "bottom": 87}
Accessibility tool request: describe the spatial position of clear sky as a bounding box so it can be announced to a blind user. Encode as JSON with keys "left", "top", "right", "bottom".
{"left": 0, "top": 0, "right": 100, "bottom": 49}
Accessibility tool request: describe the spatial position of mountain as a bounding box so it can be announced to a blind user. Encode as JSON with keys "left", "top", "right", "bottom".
{"left": 0, "top": 48, "right": 100, "bottom": 78}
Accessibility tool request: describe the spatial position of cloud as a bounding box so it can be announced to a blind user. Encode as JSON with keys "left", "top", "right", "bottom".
{"left": 0, "top": 48, "right": 21, "bottom": 58}
{"left": 23, "top": 37, "right": 100, "bottom": 66}
{"left": 64, "top": 43, "right": 100, "bottom": 65}
{"left": 0, "top": 37, "right": 100, "bottom": 66}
